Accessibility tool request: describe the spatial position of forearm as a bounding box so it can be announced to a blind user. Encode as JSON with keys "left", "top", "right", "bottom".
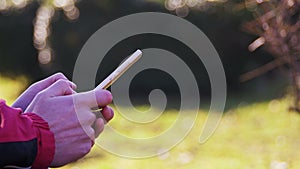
{"left": 0, "top": 100, "right": 55, "bottom": 169}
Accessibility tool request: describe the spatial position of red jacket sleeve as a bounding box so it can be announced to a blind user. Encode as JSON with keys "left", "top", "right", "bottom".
{"left": 0, "top": 99, "right": 55, "bottom": 169}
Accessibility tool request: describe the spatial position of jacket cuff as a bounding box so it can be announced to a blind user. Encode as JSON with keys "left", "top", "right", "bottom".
{"left": 25, "top": 113, "right": 55, "bottom": 169}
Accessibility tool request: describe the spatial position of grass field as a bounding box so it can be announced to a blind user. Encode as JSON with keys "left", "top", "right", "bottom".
{"left": 1, "top": 75, "right": 300, "bottom": 169}
{"left": 0, "top": 75, "right": 28, "bottom": 105}
{"left": 61, "top": 100, "right": 300, "bottom": 169}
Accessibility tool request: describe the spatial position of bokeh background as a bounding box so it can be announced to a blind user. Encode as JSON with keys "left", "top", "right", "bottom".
{"left": 1, "top": 0, "right": 299, "bottom": 169}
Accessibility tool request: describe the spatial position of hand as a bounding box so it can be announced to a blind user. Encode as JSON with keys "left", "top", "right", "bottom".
{"left": 25, "top": 79, "right": 114, "bottom": 167}
{"left": 12, "top": 73, "right": 69, "bottom": 110}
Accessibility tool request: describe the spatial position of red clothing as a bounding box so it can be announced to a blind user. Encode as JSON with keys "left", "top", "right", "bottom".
{"left": 0, "top": 99, "right": 55, "bottom": 168}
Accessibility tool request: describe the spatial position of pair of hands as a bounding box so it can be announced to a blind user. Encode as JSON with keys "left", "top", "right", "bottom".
{"left": 12, "top": 73, "right": 114, "bottom": 167}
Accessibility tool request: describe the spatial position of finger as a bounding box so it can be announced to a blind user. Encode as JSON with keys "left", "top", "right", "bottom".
{"left": 42, "top": 79, "right": 76, "bottom": 97}
{"left": 65, "top": 88, "right": 77, "bottom": 95}
{"left": 94, "top": 118, "right": 104, "bottom": 138}
{"left": 12, "top": 73, "right": 73, "bottom": 110}
{"left": 101, "top": 106, "right": 114, "bottom": 122}
{"left": 73, "top": 89, "right": 113, "bottom": 108}
{"left": 84, "top": 126, "right": 96, "bottom": 141}
{"left": 31, "top": 72, "right": 73, "bottom": 91}
{"left": 80, "top": 111, "right": 96, "bottom": 126}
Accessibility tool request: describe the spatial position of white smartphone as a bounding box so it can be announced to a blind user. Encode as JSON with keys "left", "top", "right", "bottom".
{"left": 95, "top": 49, "right": 142, "bottom": 90}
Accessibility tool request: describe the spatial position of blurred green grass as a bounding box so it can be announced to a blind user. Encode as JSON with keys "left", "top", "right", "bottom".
{"left": 61, "top": 100, "right": 300, "bottom": 169}
{"left": 1, "top": 75, "right": 300, "bottom": 169}
{"left": 0, "top": 74, "right": 28, "bottom": 105}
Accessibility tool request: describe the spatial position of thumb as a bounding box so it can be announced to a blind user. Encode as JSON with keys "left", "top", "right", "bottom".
{"left": 43, "top": 79, "right": 77, "bottom": 97}
{"left": 73, "top": 89, "right": 113, "bottom": 108}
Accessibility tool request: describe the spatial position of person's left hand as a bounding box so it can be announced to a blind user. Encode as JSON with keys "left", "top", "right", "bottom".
{"left": 12, "top": 73, "right": 70, "bottom": 110}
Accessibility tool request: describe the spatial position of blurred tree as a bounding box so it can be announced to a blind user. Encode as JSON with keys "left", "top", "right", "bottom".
{"left": 0, "top": 0, "right": 277, "bottom": 100}
{"left": 240, "top": 0, "right": 300, "bottom": 111}
{"left": 0, "top": 0, "right": 80, "bottom": 77}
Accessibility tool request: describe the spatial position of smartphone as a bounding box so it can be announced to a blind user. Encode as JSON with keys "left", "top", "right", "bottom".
{"left": 95, "top": 49, "right": 142, "bottom": 90}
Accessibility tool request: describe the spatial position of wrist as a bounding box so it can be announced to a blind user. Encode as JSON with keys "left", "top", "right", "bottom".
{"left": 25, "top": 113, "right": 55, "bottom": 169}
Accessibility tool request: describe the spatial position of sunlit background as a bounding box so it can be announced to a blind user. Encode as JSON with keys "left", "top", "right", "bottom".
{"left": 1, "top": 0, "right": 300, "bottom": 169}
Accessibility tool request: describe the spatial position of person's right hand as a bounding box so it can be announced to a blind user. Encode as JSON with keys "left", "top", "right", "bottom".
{"left": 25, "top": 79, "right": 114, "bottom": 167}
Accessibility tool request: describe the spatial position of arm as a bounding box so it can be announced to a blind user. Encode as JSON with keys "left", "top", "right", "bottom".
{"left": 0, "top": 73, "right": 69, "bottom": 168}
{"left": 1, "top": 72, "right": 114, "bottom": 167}
{"left": 0, "top": 100, "right": 54, "bottom": 169}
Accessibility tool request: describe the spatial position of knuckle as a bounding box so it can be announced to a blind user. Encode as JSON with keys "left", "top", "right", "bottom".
{"left": 88, "top": 113, "right": 96, "bottom": 124}
{"left": 35, "top": 91, "right": 45, "bottom": 100}
{"left": 49, "top": 72, "right": 67, "bottom": 83}
{"left": 82, "top": 148, "right": 90, "bottom": 155}
{"left": 29, "top": 81, "right": 40, "bottom": 90}
{"left": 90, "top": 129, "right": 95, "bottom": 137}
{"left": 54, "top": 72, "right": 66, "bottom": 79}
{"left": 80, "top": 140, "right": 92, "bottom": 155}
{"left": 56, "top": 79, "right": 70, "bottom": 87}
{"left": 81, "top": 111, "right": 96, "bottom": 125}
{"left": 89, "top": 130, "right": 95, "bottom": 140}
{"left": 84, "top": 127, "right": 95, "bottom": 141}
